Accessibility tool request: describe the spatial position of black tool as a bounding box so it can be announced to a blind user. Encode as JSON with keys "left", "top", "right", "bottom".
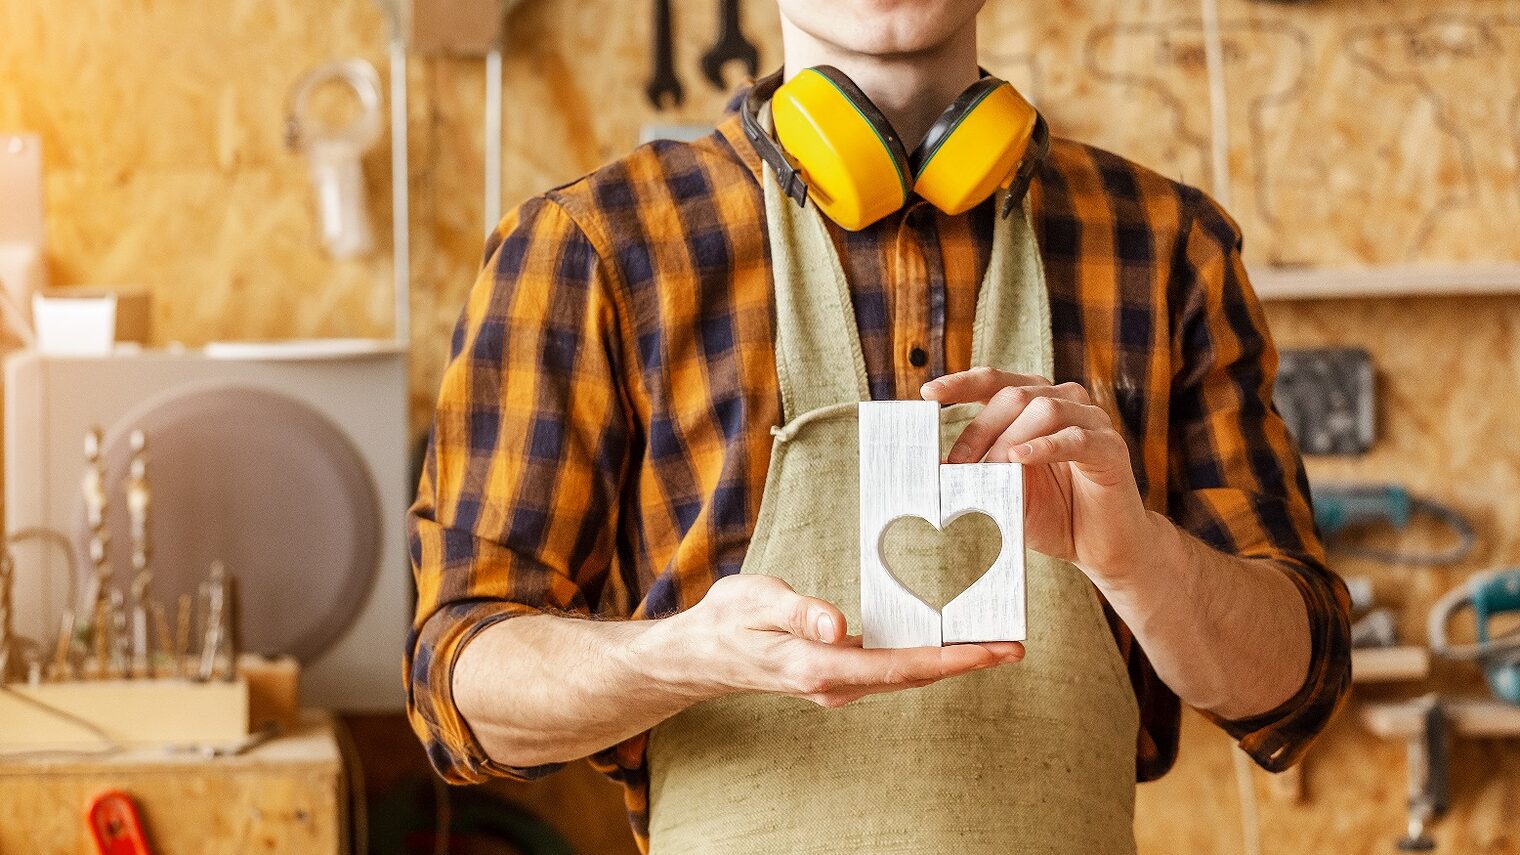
{"left": 1397, "top": 698, "right": 1449, "bottom": 852}
{"left": 645, "top": 0, "right": 683, "bottom": 110}
{"left": 700, "top": 0, "right": 758, "bottom": 91}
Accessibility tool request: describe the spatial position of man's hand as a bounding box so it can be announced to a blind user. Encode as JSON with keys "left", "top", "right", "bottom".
{"left": 921, "top": 367, "right": 1317, "bottom": 722}
{"left": 921, "top": 368, "right": 1159, "bottom": 586}
{"left": 455, "top": 574, "right": 1024, "bottom": 769}
{"left": 650, "top": 574, "right": 1024, "bottom": 708}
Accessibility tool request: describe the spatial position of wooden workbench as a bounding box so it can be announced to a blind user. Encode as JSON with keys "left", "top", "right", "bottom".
{"left": 0, "top": 710, "right": 346, "bottom": 854}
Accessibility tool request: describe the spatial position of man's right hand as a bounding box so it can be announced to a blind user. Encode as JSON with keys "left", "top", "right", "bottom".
{"left": 454, "top": 574, "right": 1024, "bottom": 769}
{"left": 644, "top": 574, "right": 1025, "bottom": 709}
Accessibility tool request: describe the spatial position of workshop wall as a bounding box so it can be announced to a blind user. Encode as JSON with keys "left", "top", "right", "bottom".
{"left": 4, "top": 0, "right": 1520, "bottom": 853}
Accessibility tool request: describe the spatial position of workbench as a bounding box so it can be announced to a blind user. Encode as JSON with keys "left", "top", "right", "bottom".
{"left": 0, "top": 710, "right": 346, "bottom": 854}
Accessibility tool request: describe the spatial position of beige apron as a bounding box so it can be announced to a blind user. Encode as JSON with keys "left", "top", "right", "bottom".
{"left": 645, "top": 162, "right": 1140, "bottom": 854}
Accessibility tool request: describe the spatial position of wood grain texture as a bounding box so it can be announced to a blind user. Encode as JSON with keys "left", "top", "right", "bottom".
{"left": 0, "top": 711, "right": 343, "bottom": 855}
{"left": 0, "top": 679, "right": 248, "bottom": 750}
{"left": 1352, "top": 646, "right": 1433, "bottom": 684}
{"left": 5, "top": 0, "right": 1520, "bottom": 851}
{"left": 859, "top": 401, "right": 1025, "bottom": 647}
{"left": 859, "top": 401, "right": 944, "bottom": 648}
{"left": 1363, "top": 696, "right": 1520, "bottom": 738}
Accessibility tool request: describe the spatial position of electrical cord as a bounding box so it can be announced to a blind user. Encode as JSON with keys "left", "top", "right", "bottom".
{"left": 0, "top": 682, "right": 122, "bottom": 761}
{"left": 1427, "top": 568, "right": 1520, "bottom": 662}
{"left": 1328, "top": 497, "right": 1477, "bottom": 566}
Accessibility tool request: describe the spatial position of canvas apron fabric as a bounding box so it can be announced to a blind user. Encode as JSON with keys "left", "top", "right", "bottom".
{"left": 645, "top": 161, "right": 1140, "bottom": 854}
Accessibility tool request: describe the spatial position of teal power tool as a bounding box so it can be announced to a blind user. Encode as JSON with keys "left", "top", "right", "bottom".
{"left": 1429, "top": 568, "right": 1520, "bottom": 704}
{"left": 1313, "top": 483, "right": 1475, "bottom": 566}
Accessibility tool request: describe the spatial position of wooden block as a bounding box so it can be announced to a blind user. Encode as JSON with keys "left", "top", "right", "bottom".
{"left": 1351, "top": 646, "right": 1431, "bottom": 684}
{"left": 859, "top": 401, "right": 1026, "bottom": 648}
{"left": 239, "top": 654, "right": 301, "bottom": 734}
{"left": 0, "top": 678, "right": 248, "bottom": 751}
{"left": 0, "top": 710, "right": 343, "bottom": 854}
{"left": 1361, "top": 696, "right": 1520, "bottom": 740}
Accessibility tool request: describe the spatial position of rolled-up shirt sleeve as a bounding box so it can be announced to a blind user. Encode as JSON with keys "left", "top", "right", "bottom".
{"left": 405, "top": 194, "right": 632, "bottom": 784}
{"left": 1167, "top": 187, "right": 1353, "bottom": 772}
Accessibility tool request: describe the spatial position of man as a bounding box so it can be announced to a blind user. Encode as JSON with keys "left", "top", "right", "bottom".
{"left": 406, "top": 2, "right": 1351, "bottom": 853}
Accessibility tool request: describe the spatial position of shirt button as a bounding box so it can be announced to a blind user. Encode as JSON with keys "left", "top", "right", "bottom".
{"left": 908, "top": 346, "right": 928, "bottom": 368}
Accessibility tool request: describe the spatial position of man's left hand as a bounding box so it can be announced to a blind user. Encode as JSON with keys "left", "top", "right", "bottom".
{"left": 921, "top": 367, "right": 1161, "bottom": 588}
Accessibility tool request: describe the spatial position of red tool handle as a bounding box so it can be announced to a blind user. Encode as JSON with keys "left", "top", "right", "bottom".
{"left": 87, "top": 790, "right": 153, "bottom": 855}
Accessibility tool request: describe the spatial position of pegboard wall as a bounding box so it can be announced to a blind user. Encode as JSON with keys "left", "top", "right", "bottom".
{"left": 4, "top": 1, "right": 1520, "bottom": 853}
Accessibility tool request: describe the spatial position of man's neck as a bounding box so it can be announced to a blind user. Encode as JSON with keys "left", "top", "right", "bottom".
{"left": 780, "top": 17, "right": 981, "bottom": 152}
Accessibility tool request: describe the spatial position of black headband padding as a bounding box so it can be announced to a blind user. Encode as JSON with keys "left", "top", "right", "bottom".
{"left": 908, "top": 76, "right": 1008, "bottom": 175}
{"left": 804, "top": 65, "right": 913, "bottom": 189}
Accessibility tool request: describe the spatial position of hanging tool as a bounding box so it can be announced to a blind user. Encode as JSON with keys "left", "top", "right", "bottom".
{"left": 87, "top": 790, "right": 154, "bottom": 855}
{"left": 1429, "top": 568, "right": 1520, "bottom": 704}
{"left": 1397, "top": 698, "right": 1449, "bottom": 851}
{"left": 1312, "top": 483, "right": 1476, "bottom": 566}
{"left": 481, "top": 0, "right": 526, "bottom": 238}
{"left": 699, "top": 0, "right": 758, "bottom": 91}
{"left": 284, "top": 59, "right": 385, "bottom": 259}
{"left": 645, "top": 0, "right": 683, "bottom": 110}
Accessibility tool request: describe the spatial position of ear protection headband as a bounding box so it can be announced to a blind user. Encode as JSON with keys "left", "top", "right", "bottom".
{"left": 742, "top": 66, "right": 1050, "bottom": 231}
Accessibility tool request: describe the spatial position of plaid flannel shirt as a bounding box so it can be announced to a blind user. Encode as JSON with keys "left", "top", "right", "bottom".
{"left": 407, "top": 94, "right": 1352, "bottom": 849}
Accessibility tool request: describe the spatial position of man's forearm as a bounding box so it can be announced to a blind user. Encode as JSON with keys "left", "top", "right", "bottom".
{"left": 453, "top": 614, "right": 704, "bottom": 769}
{"left": 449, "top": 576, "right": 1022, "bottom": 771}
{"left": 1093, "top": 511, "right": 1312, "bottom": 722}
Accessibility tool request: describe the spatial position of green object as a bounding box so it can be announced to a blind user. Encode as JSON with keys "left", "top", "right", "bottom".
{"left": 1430, "top": 568, "right": 1520, "bottom": 705}
{"left": 1312, "top": 483, "right": 1474, "bottom": 565}
{"left": 1313, "top": 483, "right": 1411, "bottom": 535}
{"left": 1473, "top": 570, "right": 1520, "bottom": 704}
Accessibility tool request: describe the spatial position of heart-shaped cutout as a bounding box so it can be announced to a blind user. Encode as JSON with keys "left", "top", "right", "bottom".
{"left": 878, "top": 511, "right": 1004, "bottom": 612}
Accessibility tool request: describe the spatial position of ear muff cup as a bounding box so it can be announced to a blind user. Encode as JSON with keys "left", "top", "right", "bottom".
{"left": 910, "top": 78, "right": 1039, "bottom": 217}
{"left": 772, "top": 66, "right": 912, "bottom": 231}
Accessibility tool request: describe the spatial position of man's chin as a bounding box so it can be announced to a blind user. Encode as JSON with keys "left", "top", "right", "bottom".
{"left": 779, "top": 0, "right": 985, "bottom": 59}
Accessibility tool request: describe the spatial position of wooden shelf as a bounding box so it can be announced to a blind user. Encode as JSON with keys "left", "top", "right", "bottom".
{"left": 1251, "top": 263, "right": 1520, "bottom": 301}
{"left": 1361, "top": 696, "right": 1520, "bottom": 740}
{"left": 1352, "top": 646, "right": 1432, "bottom": 684}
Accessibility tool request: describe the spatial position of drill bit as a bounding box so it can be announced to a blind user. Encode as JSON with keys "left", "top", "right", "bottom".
{"left": 130, "top": 571, "right": 152, "bottom": 678}
{"left": 0, "top": 551, "right": 14, "bottom": 682}
{"left": 175, "top": 593, "right": 193, "bottom": 677}
{"left": 197, "top": 562, "right": 227, "bottom": 682}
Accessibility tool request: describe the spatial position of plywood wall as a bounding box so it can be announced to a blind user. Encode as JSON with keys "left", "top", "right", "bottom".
{"left": 4, "top": 1, "right": 1520, "bottom": 853}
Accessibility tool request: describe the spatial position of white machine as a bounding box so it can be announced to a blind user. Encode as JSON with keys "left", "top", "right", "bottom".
{"left": 5, "top": 341, "right": 410, "bottom": 710}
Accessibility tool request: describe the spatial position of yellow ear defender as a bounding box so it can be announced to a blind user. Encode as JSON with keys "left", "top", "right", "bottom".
{"left": 742, "top": 66, "right": 1050, "bottom": 231}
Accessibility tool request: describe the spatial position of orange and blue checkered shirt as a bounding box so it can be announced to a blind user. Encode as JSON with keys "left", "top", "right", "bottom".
{"left": 407, "top": 96, "right": 1352, "bottom": 847}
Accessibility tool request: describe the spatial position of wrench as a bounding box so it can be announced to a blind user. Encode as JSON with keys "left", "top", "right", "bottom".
{"left": 645, "top": 0, "right": 683, "bottom": 110}
{"left": 700, "top": 0, "right": 759, "bottom": 91}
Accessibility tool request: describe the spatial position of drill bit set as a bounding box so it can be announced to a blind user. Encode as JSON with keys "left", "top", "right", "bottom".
{"left": 0, "top": 427, "right": 259, "bottom": 752}
{"left": 7, "top": 427, "right": 240, "bottom": 687}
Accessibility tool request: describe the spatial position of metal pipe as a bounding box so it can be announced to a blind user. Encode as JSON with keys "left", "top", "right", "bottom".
{"left": 388, "top": 36, "right": 412, "bottom": 346}
{"left": 485, "top": 43, "right": 504, "bottom": 239}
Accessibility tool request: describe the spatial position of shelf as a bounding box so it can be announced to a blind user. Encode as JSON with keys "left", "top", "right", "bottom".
{"left": 1361, "top": 696, "right": 1520, "bottom": 740}
{"left": 1250, "top": 263, "right": 1520, "bottom": 301}
{"left": 1352, "top": 646, "right": 1431, "bottom": 684}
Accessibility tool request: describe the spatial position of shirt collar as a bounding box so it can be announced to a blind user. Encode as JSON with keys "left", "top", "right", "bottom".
{"left": 716, "top": 83, "right": 769, "bottom": 188}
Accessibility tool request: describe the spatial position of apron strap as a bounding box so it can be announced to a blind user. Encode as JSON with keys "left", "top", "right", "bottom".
{"left": 759, "top": 103, "right": 1055, "bottom": 419}
{"left": 971, "top": 192, "right": 1054, "bottom": 380}
{"left": 762, "top": 153, "right": 873, "bottom": 421}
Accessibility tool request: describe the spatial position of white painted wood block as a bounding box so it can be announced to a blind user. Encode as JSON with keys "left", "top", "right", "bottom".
{"left": 859, "top": 401, "right": 1026, "bottom": 648}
